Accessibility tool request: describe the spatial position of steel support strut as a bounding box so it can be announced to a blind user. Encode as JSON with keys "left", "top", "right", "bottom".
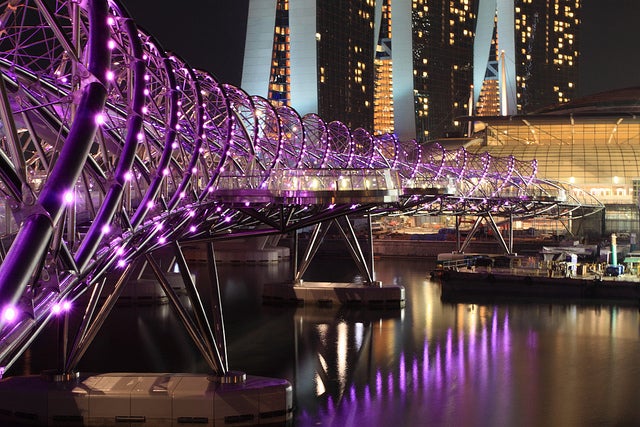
{"left": 145, "top": 254, "right": 224, "bottom": 375}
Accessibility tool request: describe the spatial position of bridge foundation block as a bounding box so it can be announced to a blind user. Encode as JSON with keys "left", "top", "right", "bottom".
{"left": 0, "top": 372, "right": 293, "bottom": 426}
{"left": 263, "top": 281, "right": 405, "bottom": 308}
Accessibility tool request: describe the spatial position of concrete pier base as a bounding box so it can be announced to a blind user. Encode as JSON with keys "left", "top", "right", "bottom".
{"left": 0, "top": 372, "right": 293, "bottom": 426}
{"left": 263, "top": 281, "right": 405, "bottom": 308}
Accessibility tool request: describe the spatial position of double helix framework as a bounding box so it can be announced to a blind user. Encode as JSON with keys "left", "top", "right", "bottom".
{"left": 0, "top": 0, "right": 601, "bottom": 374}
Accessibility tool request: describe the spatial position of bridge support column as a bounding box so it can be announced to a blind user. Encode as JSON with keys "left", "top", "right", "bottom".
{"left": 265, "top": 215, "right": 404, "bottom": 308}
{"left": 293, "top": 216, "right": 377, "bottom": 285}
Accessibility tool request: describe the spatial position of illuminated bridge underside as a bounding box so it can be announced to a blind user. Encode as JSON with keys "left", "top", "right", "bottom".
{"left": 0, "top": 1, "right": 602, "bottom": 374}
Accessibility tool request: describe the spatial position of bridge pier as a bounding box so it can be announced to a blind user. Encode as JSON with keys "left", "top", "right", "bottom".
{"left": 264, "top": 214, "right": 405, "bottom": 308}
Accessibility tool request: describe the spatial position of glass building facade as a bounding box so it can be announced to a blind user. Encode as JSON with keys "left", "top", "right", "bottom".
{"left": 316, "top": 0, "right": 376, "bottom": 130}
{"left": 463, "top": 88, "right": 640, "bottom": 237}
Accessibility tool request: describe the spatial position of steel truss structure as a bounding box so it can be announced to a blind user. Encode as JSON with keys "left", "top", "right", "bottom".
{"left": 0, "top": 0, "right": 602, "bottom": 376}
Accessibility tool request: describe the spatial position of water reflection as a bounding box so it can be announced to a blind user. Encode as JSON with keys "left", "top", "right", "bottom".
{"left": 10, "top": 257, "right": 640, "bottom": 426}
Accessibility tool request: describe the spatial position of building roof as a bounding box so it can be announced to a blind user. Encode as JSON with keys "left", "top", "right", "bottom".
{"left": 536, "top": 87, "right": 640, "bottom": 115}
{"left": 461, "top": 87, "right": 640, "bottom": 126}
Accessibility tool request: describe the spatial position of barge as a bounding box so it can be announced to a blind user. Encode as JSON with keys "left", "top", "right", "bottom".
{"left": 438, "top": 269, "right": 640, "bottom": 305}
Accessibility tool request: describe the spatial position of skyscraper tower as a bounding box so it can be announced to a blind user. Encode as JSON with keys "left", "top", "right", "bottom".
{"left": 242, "top": 0, "right": 377, "bottom": 131}
{"left": 474, "top": 0, "right": 580, "bottom": 115}
{"left": 242, "top": 0, "right": 580, "bottom": 142}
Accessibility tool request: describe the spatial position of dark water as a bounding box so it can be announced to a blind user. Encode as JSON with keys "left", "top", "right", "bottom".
{"left": 13, "top": 257, "right": 640, "bottom": 427}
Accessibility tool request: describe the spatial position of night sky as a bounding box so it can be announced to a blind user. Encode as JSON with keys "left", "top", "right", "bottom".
{"left": 119, "top": 0, "right": 639, "bottom": 97}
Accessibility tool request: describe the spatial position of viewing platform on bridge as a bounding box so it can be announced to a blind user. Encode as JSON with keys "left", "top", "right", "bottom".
{"left": 213, "top": 168, "right": 401, "bottom": 205}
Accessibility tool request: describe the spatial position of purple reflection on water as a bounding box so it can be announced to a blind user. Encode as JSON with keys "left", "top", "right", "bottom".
{"left": 363, "top": 384, "right": 371, "bottom": 409}
{"left": 527, "top": 330, "right": 538, "bottom": 348}
{"left": 503, "top": 311, "right": 510, "bottom": 352}
{"left": 492, "top": 307, "right": 498, "bottom": 356}
{"left": 412, "top": 357, "right": 419, "bottom": 394}
{"left": 423, "top": 338, "right": 429, "bottom": 381}
{"left": 458, "top": 331, "right": 465, "bottom": 381}
{"left": 376, "top": 369, "right": 382, "bottom": 396}
{"left": 387, "top": 371, "right": 394, "bottom": 395}
{"left": 399, "top": 353, "right": 406, "bottom": 392}
{"left": 435, "top": 343, "right": 442, "bottom": 389}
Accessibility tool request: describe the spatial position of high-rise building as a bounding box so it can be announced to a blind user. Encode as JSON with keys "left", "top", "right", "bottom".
{"left": 474, "top": 0, "right": 580, "bottom": 115}
{"left": 242, "top": 0, "right": 580, "bottom": 142}
{"left": 242, "top": 0, "right": 377, "bottom": 131}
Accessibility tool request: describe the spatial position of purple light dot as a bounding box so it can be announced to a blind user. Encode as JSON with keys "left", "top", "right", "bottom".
{"left": 52, "top": 303, "right": 62, "bottom": 315}
{"left": 63, "top": 190, "right": 74, "bottom": 204}
{"left": 117, "top": 259, "right": 126, "bottom": 268}
{"left": 2, "top": 305, "right": 18, "bottom": 323}
{"left": 189, "top": 225, "right": 197, "bottom": 232}
{"left": 62, "top": 301, "right": 71, "bottom": 311}
{"left": 159, "top": 236, "right": 166, "bottom": 244}
{"left": 107, "top": 40, "right": 116, "bottom": 50}
{"left": 95, "top": 113, "right": 105, "bottom": 125}
{"left": 101, "top": 224, "right": 111, "bottom": 234}
{"left": 107, "top": 17, "right": 115, "bottom": 26}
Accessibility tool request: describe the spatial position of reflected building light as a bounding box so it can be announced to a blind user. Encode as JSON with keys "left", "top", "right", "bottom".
{"left": 337, "top": 322, "right": 348, "bottom": 392}
{"left": 315, "top": 371, "right": 326, "bottom": 396}
{"left": 354, "top": 322, "right": 363, "bottom": 349}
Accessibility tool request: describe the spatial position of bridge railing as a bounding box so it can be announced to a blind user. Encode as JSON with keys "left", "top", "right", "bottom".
{"left": 267, "top": 168, "right": 401, "bottom": 193}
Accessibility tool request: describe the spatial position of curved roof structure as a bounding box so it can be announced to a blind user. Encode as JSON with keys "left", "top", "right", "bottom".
{"left": 462, "top": 88, "right": 640, "bottom": 206}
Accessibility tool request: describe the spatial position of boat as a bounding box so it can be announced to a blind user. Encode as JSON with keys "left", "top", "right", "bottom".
{"left": 432, "top": 254, "right": 640, "bottom": 306}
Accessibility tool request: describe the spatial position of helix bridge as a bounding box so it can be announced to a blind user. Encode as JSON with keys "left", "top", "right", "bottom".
{"left": 0, "top": 0, "right": 602, "bottom": 387}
